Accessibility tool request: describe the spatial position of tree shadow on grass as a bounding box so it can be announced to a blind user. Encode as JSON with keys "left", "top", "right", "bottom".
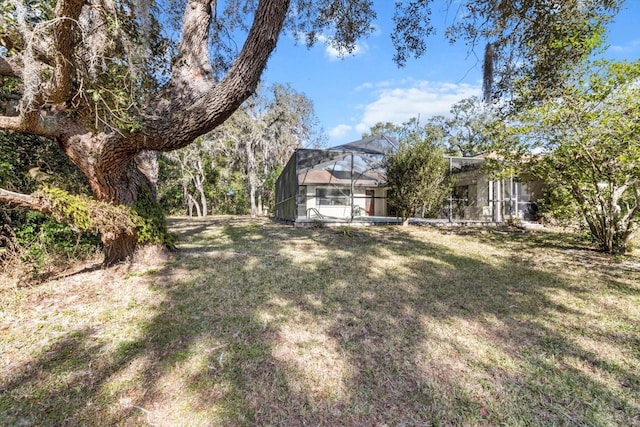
{"left": 265, "top": 228, "right": 638, "bottom": 425}
{"left": 440, "top": 226, "right": 640, "bottom": 305}
{"left": 1, "top": 328, "right": 100, "bottom": 426}
{"left": 1, "top": 219, "right": 639, "bottom": 425}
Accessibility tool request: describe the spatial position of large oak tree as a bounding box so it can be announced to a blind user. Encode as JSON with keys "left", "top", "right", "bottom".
{"left": 0, "top": 0, "right": 623, "bottom": 264}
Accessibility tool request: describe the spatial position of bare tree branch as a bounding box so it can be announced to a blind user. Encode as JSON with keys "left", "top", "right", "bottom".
{"left": 0, "top": 112, "right": 69, "bottom": 137}
{"left": 170, "top": 0, "right": 216, "bottom": 97}
{"left": 145, "top": 0, "right": 290, "bottom": 151}
{"left": 0, "top": 188, "right": 52, "bottom": 213}
{"left": 0, "top": 115, "right": 25, "bottom": 131}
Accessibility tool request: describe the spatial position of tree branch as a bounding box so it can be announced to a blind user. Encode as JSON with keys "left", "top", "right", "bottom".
{"left": 48, "top": 0, "right": 85, "bottom": 104}
{"left": 197, "top": 0, "right": 289, "bottom": 124}
{"left": 621, "top": 181, "right": 640, "bottom": 226}
{"left": 0, "top": 57, "right": 21, "bottom": 78}
{"left": 0, "top": 112, "right": 70, "bottom": 138}
{"left": 0, "top": 115, "right": 25, "bottom": 132}
{"left": 145, "top": 0, "right": 290, "bottom": 151}
{"left": 170, "top": 0, "right": 216, "bottom": 95}
{"left": 0, "top": 188, "right": 52, "bottom": 213}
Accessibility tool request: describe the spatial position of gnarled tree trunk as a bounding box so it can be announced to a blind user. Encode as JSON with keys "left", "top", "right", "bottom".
{"left": 58, "top": 131, "right": 158, "bottom": 264}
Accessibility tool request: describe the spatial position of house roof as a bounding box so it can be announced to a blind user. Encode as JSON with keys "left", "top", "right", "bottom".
{"left": 298, "top": 168, "right": 386, "bottom": 186}
{"left": 294, "top": 135, "right": 396, "bottom": 187}
{"left": 330, "top": 134, "right": 398, "bottom": 155}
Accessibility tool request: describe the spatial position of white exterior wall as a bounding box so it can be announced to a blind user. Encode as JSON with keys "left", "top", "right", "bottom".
{"left": 351, "top": 188, "right": 369, "bottom": 216}
{"left": 301, "top": 185, "right": 381, "bottom": 218}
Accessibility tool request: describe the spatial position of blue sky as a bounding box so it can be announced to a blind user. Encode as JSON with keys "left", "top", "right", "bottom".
{"left": 262, "top": 1, "right": 640, "bottom": 146}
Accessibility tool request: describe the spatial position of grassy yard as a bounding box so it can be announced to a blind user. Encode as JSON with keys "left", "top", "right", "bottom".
{"left": 1, "top": 216, "right": 639, "bottom": 426}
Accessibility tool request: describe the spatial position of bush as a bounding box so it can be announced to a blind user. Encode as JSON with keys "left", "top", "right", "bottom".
{"left": 384, "top": 138, "right": 451, "bottom": 224}
{"left": 1, "top": 211, "right": 101, "bottom": 281}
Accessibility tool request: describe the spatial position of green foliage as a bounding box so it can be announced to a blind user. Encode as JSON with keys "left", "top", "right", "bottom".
{"left": 158, "top": 149, "right": 252, "bottom": 216}
{"left": 212, "top": 83, "right": 318, "bottom": 216}
{"left": 0, "top": 132, "right": 101, "bottom": 273}
{"left": 131, "top": 186, "right": 174, "bottom": 247}
{"left": 9, "top": 211, "right": 100, "bottom": 278}
{"left": 502, "top": 59, "right": 640, "bottom": 253}
{"left": 41, "top": 186, "right": 136, "bottom": 236}
{"left": 363, "top": 117, "right": 444, "bottom": 145}
{"left": 1, "top": 0, "right": 625, "bottom": 267}
{"left": 2, "top": 0, "right": 169, "bottom": 132}
{"left": 0, "top": 132, "right": 90, "bottom": 194}
{"left": 537, "top": 187, "right": 582, "bottom": 228}
{"left": 84, "top": 75, "right": 145, "bottom": 133}
{"left": 262, "top": 164, "right": 283, "bottom": 214}
{"left": 213, "top": 173, "right": 251, "bottom": 215}
{"left": 157, "top": 154, "right": 185, "bottom": 215}
{"left": 364, "top": 100, "right": 497, "bottom": 158}
{"left": 42, "top": 185, "right": 174, "bottom": 247}
{"left": 2, "top": 180, "right": 172, "bottom": 276}
{"left": 384, "top": 128, "right": 451, "bottom": 224}
{"left": 334, "top": 225, "right": 355, "bottom": 237}
{"left": 42, "top": 186, "right": 94, "bottom": 231}
{"left": 2, "top": 0, "right": 620, "bottom": 111}
{"left": 157, "top": 84, "right": 316, "bottom": 217}
{"left": 441, "top": 0, "right": 622, "bottom": 105}
{"left": 443, "top": 97, "right": 494, "bottom": 157}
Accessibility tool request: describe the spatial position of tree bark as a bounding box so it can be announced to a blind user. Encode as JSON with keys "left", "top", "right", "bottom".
{"left": 194, "top": 158, "right": 208, "bottom": 217}
{"left": 198, "top": 183, "right": 208, "bottom": 217}
{"left": 103, "top": 231, "right": 138, "bottom": 266}
{"left": 249, "top": 181, "right": 258, "bottom": 217}
{"left": 0, "top": 188, "right": 52, "bottom": 213}
{"left": 188, "top": 194, "right": 202, "bottom": 217}
{"left": 72, "top": 144, "right": 150, "bottom": 264}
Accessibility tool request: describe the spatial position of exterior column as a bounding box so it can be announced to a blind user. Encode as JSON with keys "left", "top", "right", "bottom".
{"left": 493, "top": 179, "right": 502, "bottom": 222}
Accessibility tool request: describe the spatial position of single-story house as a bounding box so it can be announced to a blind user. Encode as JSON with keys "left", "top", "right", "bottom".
{"left": 274, "top": 135, "right": 396, "bottom": 222}
{"left": 274, "top": 135, "right": 543, "bottom": 225}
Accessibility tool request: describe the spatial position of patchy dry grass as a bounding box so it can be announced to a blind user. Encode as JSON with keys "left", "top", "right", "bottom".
{"left": 1, "top": 216, "right": 639, "bottom": 426}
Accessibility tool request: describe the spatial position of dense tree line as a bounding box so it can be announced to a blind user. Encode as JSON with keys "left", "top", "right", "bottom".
{"left": 158, "top": 83, "right": 318, "bottom": 217}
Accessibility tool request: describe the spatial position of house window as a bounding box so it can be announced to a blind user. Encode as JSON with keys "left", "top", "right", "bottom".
{"left": 316, "top": 188, "right": 351, "bottom": 206}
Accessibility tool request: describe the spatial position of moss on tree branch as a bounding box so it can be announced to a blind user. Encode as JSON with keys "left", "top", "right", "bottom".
{"left": 41, "top": 185, "right": 137, "bottom": 236}
{"left": 41, "top": 185, "right": 174, "bottom": 248}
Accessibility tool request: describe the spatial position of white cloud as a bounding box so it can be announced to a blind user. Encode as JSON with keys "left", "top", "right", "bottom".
{"left": 329, "top": 124, "right": 353, "bottom": 139}
{"left": 316, "top": 35, "right": 367, "bottom": 61}
{"left": 354, "top": 79, "right": 401, "bottom": 92}
{"left": 355, "top": 82, "right": 374, "bottom": 91}
{"left": 354, "top": 80, "right": 481, "bottom": 133}
{"left": 609, "top": 39, "right": 640, "bottom": 53}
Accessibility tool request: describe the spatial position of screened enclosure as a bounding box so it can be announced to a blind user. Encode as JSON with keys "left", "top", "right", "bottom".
{"left": 274, "top": 135, "right": 543, "bottom": 224}
{"left": 274, "top": 135, "right": 397, "bottom": 223}
{"left": 446, "top": 157, "right": 543, "bottom": 222}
